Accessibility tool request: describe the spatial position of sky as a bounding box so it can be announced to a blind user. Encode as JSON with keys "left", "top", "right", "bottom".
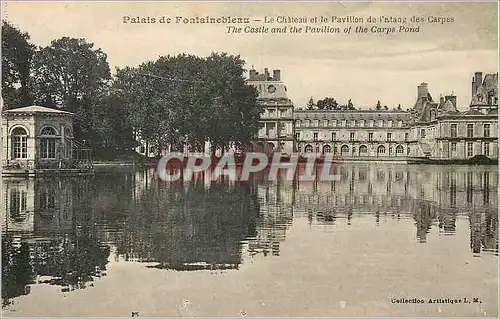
{"left": 2, "top": 1, "right": 498, "bottom": 110}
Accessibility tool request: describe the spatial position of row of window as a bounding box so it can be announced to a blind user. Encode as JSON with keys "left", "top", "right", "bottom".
{"left": 11, "top": 126, "right": 72, "bottom": 159}
{"left": 265, "top": 109, "right": 292, "bottom": 117}
{"left": 10, "top": 125, "right": 73, "bottom": 137}
{"left": 298, "top": 144, "right": 408, "bottom": 155}
{"left": 450, "top": 142, "right": 491, "bottom": 157}
{"left": 296, "top": 119, "right": 404, "bottom": 128}
{"left": 450, "top": 123, "right": 491, "bottom": 138}
{"left": 297, "top": 132, "right": 410, "bottom": 142}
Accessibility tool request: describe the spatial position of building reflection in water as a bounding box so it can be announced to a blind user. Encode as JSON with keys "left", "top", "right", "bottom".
{"left": 1, "top": 164, "right": 498, "bottom": 306}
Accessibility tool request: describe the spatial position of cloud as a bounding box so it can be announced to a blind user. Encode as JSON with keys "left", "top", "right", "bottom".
{"left": 2, "top": 1, "right": 498, "bottom": 110}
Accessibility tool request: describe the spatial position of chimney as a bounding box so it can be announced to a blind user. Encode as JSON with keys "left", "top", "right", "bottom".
{"left": 273, "top": 69, "right": 281, "bottom": 81}
{"left": 249, "top": 69, "right": 257, "bottom": 80}
{"left": 417, "top": 83, "right": 429, "bottom": 99}
{"left": 264, "top": 68, "right": 270, "bottom": 80}
{"left": 471, "top": 76, "right": 477, "bottom": 98}
{"left": 475, "top": 72, "right": 483, "bottom": 88}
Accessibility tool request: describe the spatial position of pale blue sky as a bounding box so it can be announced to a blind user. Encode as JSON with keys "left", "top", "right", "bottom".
{"left": 3, "top": 1, "right": 498, "bottom": 110}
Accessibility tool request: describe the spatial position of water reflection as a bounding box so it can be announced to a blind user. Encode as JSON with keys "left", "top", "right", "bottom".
{"left": 1, "top": 164, "right": 498, "bottom": 307}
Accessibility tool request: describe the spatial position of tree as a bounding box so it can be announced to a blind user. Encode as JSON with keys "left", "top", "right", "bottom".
{"left": 30, "top": 37, "right": 111, "bottom": 143}
{"left": 316, "top": 97, "right": 339, "bottom": 110}
{"left": 113, "top": 53, "right": 261, "bottom": 156}
{"left": 1, "top": 21, "right": 36, "bottom": 109}
{"left": 397, "top": 104, "right": 402, "bottom": 110}
{"left": 376, "top": 100, "right": 382, "bottom": 110}
{"left": 384, "top": 105, "right": 389, "bottom": 110}
{"left": 306, "top": 97, "right": 315, "bottom": 110}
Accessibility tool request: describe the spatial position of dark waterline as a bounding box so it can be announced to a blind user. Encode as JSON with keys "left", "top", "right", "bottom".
{"left": 1, "top": 164, "right": 498, "bottom": 317}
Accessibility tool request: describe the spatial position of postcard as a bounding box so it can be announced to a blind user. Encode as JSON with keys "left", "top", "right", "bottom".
{"left": 1, "top": 1, "right": 498, "bottom": 317}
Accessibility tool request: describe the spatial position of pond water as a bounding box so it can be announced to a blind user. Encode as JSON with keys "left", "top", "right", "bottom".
{"left": 1, "top": 164, "right": 498, "bottom": 317}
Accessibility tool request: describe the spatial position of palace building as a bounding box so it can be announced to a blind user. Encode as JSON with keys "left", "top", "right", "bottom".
{"left": 132, "top": 67, "right": 498, "bottom": 163}
{"left": 251, "top": 68, "right": 497, "bottom": 162}
{"left": 1, "top": 105, "right": 93, "bottom": 176}
{"left": 246, "top": 68, "right": 295, "bottom": 154}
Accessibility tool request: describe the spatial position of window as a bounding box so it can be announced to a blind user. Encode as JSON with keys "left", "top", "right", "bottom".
{"left": 331, "top": 132, "right": 336, "bottom": 141}
{"left": 40, "top": 127, "right": 57, "bottom": 159}
{"left": 341, "top": 145, "right": 349, "bottom": 155}
{"left": 323, "top": 120, "right": 328, "bottom": 127}
{"left": 11, "top": 127, "right": 28, "bottom": 159}
{"left": 377, "top": 145, "right": 386, "bottom": 155}
{"left": 360, "top": 120, "right": 365, "bottom": 127}
{"left": 467, "top": 124, "right": 473, "bottom": 138}
{"left": 404, "top": 133, "right": 409, "bottom": 141}
{"left": 359, "top": 145, "right": 368, "bottom": 154}
{"left": 295, "top": 133, "right": 300, "bottom": 140}
{"left": 41, "top": 139, "right": 56, "bottom": 159}
{"left": 451, "top": 124, "right": 457, "bottom": 138}
{"left": 332, "top": 120, "right": 337, "bottom": 127}
{"left": 368, "top": 133, "right": 374, "bottom": 142}
{"left": 451, "top": 142, "right": 457, "bottom": 152}
{"left": 305, "top": 120, "right": 310, "bottom": 127}
{"left": 467, "top": 142, "right": 473, "bottom": 157}
{"left": 484, "top": 143, "right": 490, "bottom": 156}
{"left": 313, "top": 120, "right": 319, "bottom": 127}
{"left": 484, "top": 124, "right": 490, "bottom": 137}
{"left": 350, "top": 132, "right": 355, "bottom": 141}
{"left": 315, "top": 146, "right": 320, "bottom": 152}
{"left": 296, "top": 121, "right": 301, "bottom": 128}
{"left": 388, "top": 120, "right": 393, "bottom": 127}
{"left": 387, "top": 133, "right": 392, "bottom": 141}
{"left": 268, "top": 109, "right": 276, "bottom": 117}
{"left": 396, "top": 145, "right": 404, "bottom": 155}
{"left": 39, "top": 188, "right": 56, "bottom": 210}
{"left": 10, "top": 189, "right": 27, "bottom": 218}
{"left": 305, "top": 145, "right": 313, "bottom": 153}
{"left": 313, "top": 132, "right": 318, "bottom": 141}
{"left": 421, "top": 129, "right": 426, "bottom": 138}
{"left": 398, "top": 121, "right": 403, "bottom": 127}
{"left": 323, "top": 145, "right": 331, "bottom": 153}
{"left": 407, "top": 147, "right": 410, "bottom": 155}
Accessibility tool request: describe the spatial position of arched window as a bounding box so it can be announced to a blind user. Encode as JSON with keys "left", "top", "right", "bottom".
{"left": 377, "top": 145, "right": 386, "bottom": 155}
{"left": 305, "top": 144, "right": 313, "bottom": 153}
{"left": 11, "top": 127, "right": 28, "bottom": 159}
{"left": 323, "top": 145, "right": 331, "bottom": 153}
{"left": 64, "top": 126, "right": 72, "bottom": 138}
{"left": 40, "top": 126, "right": 57, "bottom": 135}
{"left": 430, "top": 110, "right": 436, "bottom": 121}
{"left": 396, "top": 145, "right": 404, "bottom": 155}
{"left": 40, "top": 126, "right": 57, "bottom": 159}
{"left": 341, "top": 145, "right": 349, "bottom": 155}
{"left": 359, "top": 145, "right": 368, "bottom": 155}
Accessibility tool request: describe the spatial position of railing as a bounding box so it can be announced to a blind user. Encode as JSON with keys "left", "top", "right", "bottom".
{"left": 4, "top": 158, "right": 93, "bottom": 170}
{"left": 4, "top": 139, "right": 93, "bottom": 170}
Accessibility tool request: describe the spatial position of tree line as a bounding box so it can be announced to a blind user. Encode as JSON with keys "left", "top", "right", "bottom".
{"left": 304, "top": 97, "right": 403, "bottom": 111}
{"left": 2, "top": 21, "right": 262, "bottom": 159}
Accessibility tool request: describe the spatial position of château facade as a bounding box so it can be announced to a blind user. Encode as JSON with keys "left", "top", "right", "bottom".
{"left": 250, "top": 68, "right": 498, "bottom": 162}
